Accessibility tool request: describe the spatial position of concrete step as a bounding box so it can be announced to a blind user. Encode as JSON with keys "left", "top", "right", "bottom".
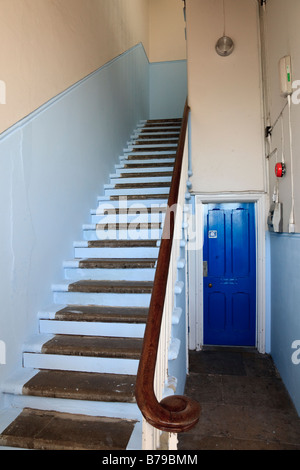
{"left": 127, "top": 143, "right": 178, "bottom": 151}
{"left": 104, "top": 186, "right": 170, "bottom": 197}
{"left": 96, "top": 196, "right": 168, "bottom": 209}
{"left": 23, "top": 335, "right": 141, "bottom": 374}
{"left": 52, "top": 280, "right": 153, "bottom": 307}
{"left": 23, "top": 369, "right": 137, "bottom": 403}
{"left": 66, "top": 279, "right": 153, "bottom": 294}
{"left": 105, "top": 181, "right": 171, "bottom": 189}
{"left": 63, "top": 258, "right": 156, "bottom": 281}
{"left": 120, "top": 154, "right": 176, "bottom": 163}
{"left": 121, "top": 159, "right": 175, "bottom": 168}
{"left": 109, "top": 192, "right": 170, "bottom": 200}
{"left": 39, "top": 304, "right": 149, "bottom": 323}
{"left": 113, "top": 166, "right": 173, "bottom": 175}
{"left": 108, "top": 175, "right": 172, "bottom": 184}
{"left": 138, "top": 124, "right": 181, "bottom": 130}
{"left": 82, "top": 223, "right": 162, "bottom": 241}
{"left": 131, "top": 137, "right": 179, "bottom": 143}
{"left": 0, "top": 408, "right": 137, "bottom": 450}
{"left": 90, "top": 210, "right": 166, "bottom": 224}
{"left": 38, "top": 304, "right": 148, "bottom": 338}
{"left": 73, "top": 239, "right": 159, "bottom": 259}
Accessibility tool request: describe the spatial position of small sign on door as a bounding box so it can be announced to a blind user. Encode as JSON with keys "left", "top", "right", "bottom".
{"left": 208, "top": 230, "right": 218, "bottom": 239}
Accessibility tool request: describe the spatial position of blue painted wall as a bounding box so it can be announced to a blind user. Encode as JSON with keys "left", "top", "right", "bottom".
{"left": 0, "top": 42, "right": 188, "bottom": 410}
{"left": 269, "top": 232, "right": 300, "bottom": 415}
{"left": 0, "top": 44, "right": 149, "bottom": 400}
{"left": 149, "top": 60, "right": 187, "bottom": 119}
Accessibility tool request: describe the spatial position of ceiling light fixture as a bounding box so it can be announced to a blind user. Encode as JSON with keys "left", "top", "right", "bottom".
{"left": 215, "top": 0, "right": 234, "bottom": 57}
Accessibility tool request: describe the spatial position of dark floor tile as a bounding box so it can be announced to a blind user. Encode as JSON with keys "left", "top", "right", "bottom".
{"left": 241, "top": 351, "right": 279, "bottom": 378}
{"left": 184, "top": 374, "right": 223, "bottom": 404}
{"left": 221, "top": 375, "right": 294, "bottom": 410}
{"left": 189, "top": 349, "right": 246, "bottom": 376}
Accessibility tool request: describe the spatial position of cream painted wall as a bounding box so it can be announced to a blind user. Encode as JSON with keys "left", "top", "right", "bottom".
{"left": 149, "top": 0, "right": 186, "bottom": 62}
{"left": 0, "top": 0, "right": 149, "bottom": 133}
{"left": 186, "top": 0, "right": 265, "bottom": 193}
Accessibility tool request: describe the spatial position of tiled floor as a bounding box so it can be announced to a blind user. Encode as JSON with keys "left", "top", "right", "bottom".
{"left": 178, "top": 347, "right": 300, "bottom": 450}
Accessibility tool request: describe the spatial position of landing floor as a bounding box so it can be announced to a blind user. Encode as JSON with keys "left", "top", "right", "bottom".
{"left": 178, "top": 347, "right": 300, "bottom": 450}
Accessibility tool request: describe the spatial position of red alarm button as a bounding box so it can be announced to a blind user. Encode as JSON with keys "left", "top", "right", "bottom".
{"left": 275, "top": 162, "right": 286, "bottom": 178}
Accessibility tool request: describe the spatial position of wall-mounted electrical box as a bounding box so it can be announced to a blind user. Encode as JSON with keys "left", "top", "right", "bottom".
{"left": 268, "top": 202, "right": 283, "bottom": 233}
{"left": 279, "top": 55, "right": 292, "bottom": 97}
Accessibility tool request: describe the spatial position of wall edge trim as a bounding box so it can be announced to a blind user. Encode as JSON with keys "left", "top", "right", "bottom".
{"left": 0, "top": 42, "right": 148, "bottom": 142}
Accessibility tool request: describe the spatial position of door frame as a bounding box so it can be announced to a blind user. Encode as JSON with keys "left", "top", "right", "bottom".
{"left": 188, "top": 192, "right": 267, "bottom": 353}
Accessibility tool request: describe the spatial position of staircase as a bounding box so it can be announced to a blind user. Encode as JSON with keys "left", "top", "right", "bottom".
{"left": 0, "top": 118, "right": 182, "bottom": 450}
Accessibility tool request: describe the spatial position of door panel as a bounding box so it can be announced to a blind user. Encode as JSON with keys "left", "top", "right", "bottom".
{"left": 203, "top": 203, "right": 256, "bottom": 346}
{"left": 208, "top": 292, "right": 226, "bottom": 330}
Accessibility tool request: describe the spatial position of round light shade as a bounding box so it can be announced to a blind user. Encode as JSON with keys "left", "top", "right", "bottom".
{"left": 215, "top": 36, "right": 234, "bottom": 57}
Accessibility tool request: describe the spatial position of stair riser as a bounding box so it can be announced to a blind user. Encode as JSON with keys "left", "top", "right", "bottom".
{"left": 133, "top": 132, "right": 180, "bottom": 138}
{"left": 97, "top": 198, "right": 168, "bottom": 208}
{"left": 137, "top": 125, "right": 181, "bottom": 131}
{"left": 74, "top": 246, "right": 159, "bottom": 259}
{"left": 126, "top": 144, "right": 178, "bottom": 150}
{"left": 83, "top": 228, "right": 162, "bottom": 241}
{"left": 130, "top": 137, "right": 179, "bottom": 143}
{"left": 122, "top": 152, "right": 176, "bottom": 159}
{"left": 64, "top": 267, "right": 155, "bottom": 281}
{"left": 120, "top": 156, "right": 175, "bottom": 163}
{"left": 39, "top": 320, "right": 145, "bottom": 338}
{"left": 6, "top": 395, "right": 141, "bottom": 421}
{"left": 113, "top": 166, "right": 173, "bottom": 175}
{"left": 90, "top": 213, "right": 165, "bottom": 224}
{"left": 23, "top": 353, "right": 139, "bottom": 375}
{"left": 108, "top": 176, "right": 172, "bottom": 184}
{"left": 53, "top": 291, "right": 151, "bottom": 308}
{"left": 104, "top": 187, "right": 170, "bottom": 197}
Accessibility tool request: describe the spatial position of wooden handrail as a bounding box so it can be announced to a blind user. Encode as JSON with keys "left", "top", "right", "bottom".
{"left": 135, "top": 101, "right": 201, "bottom": 433}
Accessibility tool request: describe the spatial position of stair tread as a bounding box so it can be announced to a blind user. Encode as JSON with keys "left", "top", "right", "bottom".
{"left": 0, "top": 408, "right": 136, "bottom": 450}
{"left": 87, "top": 239, "right": 158, "bottom": 247}
{"left": 119, "top": 171, "right": 173, "bottom": 178}
{"left": 114, "top": 182, "right": 171, "bottom": 188}
{"left": 78, "top": 258, "right": 156, "bottom": 269}
{"left": 135, "top": 139, "right": 178, "bottom": 144}
{"left": 98, "top": 206, "right": 167, "bottom": 213}
{"left": 94, "top": 222, "right": 161, "bottom": 228}
{"left": 127, "top": 156, "right": 175, "bottom": 161}
{"left": 23, "top": 370, "right": 136, "bottom": 403}
{"left": 54, "top": 305, "right": 148, "bottom": 323}
{"left": 41, "top": 335, "right": 143, "bottom": 359}
{"left": 130, "top": 147, "right": 176, "bottom": 153}
{"left": 146, "top": 118, "right": 182, "bottom": 123}
{"left": 143, "top": 122, "right": 181, "bottom": 127}
{"left": 123, "top": 162, "right": 174, "bottom": 168}
{"left": 110, "top": 194, "right": 168, "bottom": 200}
{"left": 68, "top": 280, "right": 153, "bottom": 294}
{"left": 140, "top": 128, "right": 179, "bottom": 133}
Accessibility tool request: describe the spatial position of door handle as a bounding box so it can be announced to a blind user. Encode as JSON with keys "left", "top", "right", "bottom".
{"left": 208, "top": 283, "right": 213, "bottom": 288}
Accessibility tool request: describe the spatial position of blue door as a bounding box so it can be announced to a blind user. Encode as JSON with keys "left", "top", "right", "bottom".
{"left": 203, "top": 203, "right": 256, "bottom": 346}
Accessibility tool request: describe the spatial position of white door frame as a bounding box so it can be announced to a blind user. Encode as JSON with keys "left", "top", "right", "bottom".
{"left": 187, "top": 192, "right": 267, "bottom": 354}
